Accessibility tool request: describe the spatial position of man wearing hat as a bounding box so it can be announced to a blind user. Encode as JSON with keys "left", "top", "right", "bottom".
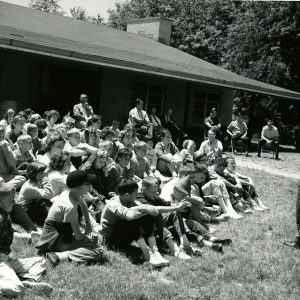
{"left": 0, "top": 181, "right": 53, "bottom": 297}
{"left": 36, "top": 170, "right": 103, "bottom": 265}
{"left": 257, "top": 120, "right": 280, "bottom": 159}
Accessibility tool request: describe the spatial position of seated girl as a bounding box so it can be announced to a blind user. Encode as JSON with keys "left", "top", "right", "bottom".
{"left": 48, "top": 153, "right": 71, "bottom": 197}
{"left": 107, "top": 148, "right": 133, "bottom": 195}
{"left": 83, "top": 128, "right": 99, "bottom": 149}
{"left": 17, "top": 162, "right": 54, "bottom": 225}
{"left": 180, "top": 139, "right": 196, "bottom": 165}
{"left": 38, "top": 135, "right": 66, "bottom": 169}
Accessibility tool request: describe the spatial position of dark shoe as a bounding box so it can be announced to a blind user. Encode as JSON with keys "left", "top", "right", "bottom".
{"left": 257, "top": 153, "right": 261, "bottom": 157}
{"left": 212, "top": 238, "right": 232, "bottom": 246}
{"left": 46, "top": 252, "right": 60, "bottom": 267}
{"left": 212, "top": 243, "right": 224, "bottom": 254}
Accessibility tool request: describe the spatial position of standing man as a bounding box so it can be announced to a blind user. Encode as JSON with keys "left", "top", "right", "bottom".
{"left": 128, "top": 98, "right": 153, "bottom": 139}
{"left": 284, "top": 183, "right": 300, "bottom": 249}
{"left": 227, "top": 113, "right": 249, "bottom": 156}
{"left": 162, "top": 108, "right": 187, "bottom": 145}
{"left": 149, "top": 107, "right": 162, "bottom": 144}
{"left": 257, "top": 120, "right": 280, "bottom": 160}
{"left": 73, "top": 94, "right": 94, "bottom": 130}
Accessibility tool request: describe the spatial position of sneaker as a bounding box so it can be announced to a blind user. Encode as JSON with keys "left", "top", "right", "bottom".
{"left": 173, "top": 249, "right": 191, "bottom": 260}
{"left": 189, "top": 244, "right": 203, "bottom": 256}
{"left": 212, "top": 243, "right": 224, "bottom": 254}
{"left": 152, "top": 246, "right": 170, "bottom": 266}
{"left": 46, "top": 252, "right": 60, "bottom": 267}
{"left": 260, "top": 205, "right": 270, "bottom": 210}
{"left": 243, "top": 208, "right": 253, "bottom": 214}
{"left": 148, "top": 251, "right": 165, "bottom": 268}
{"left": 252, "top": 205, "right": 265, "bottom": 211}
{"left": 210, "top": 238, "right": 232, "bottom": 246}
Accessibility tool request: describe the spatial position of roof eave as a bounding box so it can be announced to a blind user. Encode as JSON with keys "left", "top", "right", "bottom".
{"left": 1, "top": 38, "right": 300, "bottom": 101}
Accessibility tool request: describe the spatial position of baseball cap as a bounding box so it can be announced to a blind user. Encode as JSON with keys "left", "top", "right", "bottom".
{"left": 66, "top": 170, "right": 96, "bottom": 188}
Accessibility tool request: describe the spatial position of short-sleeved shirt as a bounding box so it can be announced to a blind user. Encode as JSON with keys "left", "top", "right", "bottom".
{"left": 205, "top": 115, "right": 220, "bottom": 128}
{"left": 198, "top": 139, "right": 223, "bottom": 158}
{"left": 227, "top": 120, "right": 247, "bottom": 136}
{"left": 261, "top": 125, "right": 279, "bottom": 140}
{"left": 46, "top": 190, "right": 78, "bottom": 223}
{"left": 130, "top": 153, "right": 150, "bottom": 179}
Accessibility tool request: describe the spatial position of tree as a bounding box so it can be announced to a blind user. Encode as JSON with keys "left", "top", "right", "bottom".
{"left": 28, "top": 0, "right": 64, "bottom": 15}
{"left": 108, "top": 0, "right": 237, "bottom": 65}
{"left": 70, "top": 6, "right": 104, "bottom": 25}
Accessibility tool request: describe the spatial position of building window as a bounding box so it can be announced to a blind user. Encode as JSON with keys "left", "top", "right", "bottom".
{"left": 131, "top": 82, "right": 164, "bottom": 114}
{"left": 192, "top": 91, "right": 220, "bottom": 123}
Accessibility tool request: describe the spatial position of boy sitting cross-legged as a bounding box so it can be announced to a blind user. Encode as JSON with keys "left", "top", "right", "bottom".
{"left": 100, "top": 179, "right": 170, "bottom": 268}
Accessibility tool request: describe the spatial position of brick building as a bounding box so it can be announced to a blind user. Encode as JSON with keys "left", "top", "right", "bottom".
{"left": 0, "top": 2, "right": 299, "bottom": 139}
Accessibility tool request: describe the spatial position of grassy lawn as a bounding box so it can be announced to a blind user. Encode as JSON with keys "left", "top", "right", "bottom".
{"left": 9, "top": 168, "right": 300, "bottom": 300}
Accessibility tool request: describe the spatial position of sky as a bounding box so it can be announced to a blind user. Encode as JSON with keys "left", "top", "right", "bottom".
{"left": 2, "top": 0, "right": 126, "bottom": 20}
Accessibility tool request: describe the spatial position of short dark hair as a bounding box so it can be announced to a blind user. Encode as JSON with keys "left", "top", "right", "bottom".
{"left": 136, "top": 98, "right": 143, "bottom": 105}
{"left": 27, "top": 162, "right": 46, "bottom": 181}
{"left": 160, "top": 129, "right": 171, "bottom": 139}
{"left": 115, "top": 148, "right": 132, "bottom": 163}
{"left": 101, "top": 126, "right": 115, "bottom": 140}
{"left": 45, "top": 135, "right": 66, "bottom": 153}
{"left": 11, "top": 115, "right": 26, "bottom": 129}
{"left": 178, "top": 165, "right": 196, "bottom": 177}
{"left": 117, "top": 179, "right": 138, "bottom": 195}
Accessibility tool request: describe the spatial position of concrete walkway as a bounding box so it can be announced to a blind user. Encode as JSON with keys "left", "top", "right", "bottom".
{"left": 234, "top": 156, "right": 300, "bottom": 180}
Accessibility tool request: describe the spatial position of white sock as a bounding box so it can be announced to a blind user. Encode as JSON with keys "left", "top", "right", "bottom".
{"left": 55, "top": 251, "right": 69, "bottom": 262}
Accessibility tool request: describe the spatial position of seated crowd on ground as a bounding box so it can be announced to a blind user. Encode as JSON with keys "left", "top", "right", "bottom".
{"left": 0, "top": 95, "right": 272, "bottom": 297}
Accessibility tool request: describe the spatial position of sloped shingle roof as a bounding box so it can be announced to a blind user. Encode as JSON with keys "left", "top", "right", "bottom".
{"left": 0, "top": 1, "right": 300, "bottom": 100}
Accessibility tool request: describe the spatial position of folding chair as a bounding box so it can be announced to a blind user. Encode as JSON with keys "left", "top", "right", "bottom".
{"left": 261, "top": 143, "right": 275, "bottom": 158}
{"left": 228, "top": 138, "right": 244, "bottom": 155}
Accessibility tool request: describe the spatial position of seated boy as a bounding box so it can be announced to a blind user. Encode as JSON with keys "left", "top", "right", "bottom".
{"left": 100, "top": 179, "right": 170, "bottom": 267}
{"left": 160, "top": 175, "right": 227, "bottom": 253}
{"left": 64, "top": 128, "right": 98, "bottom": 169}
{"left": 0, "top": 125, "right": 25, "bottom": 189}
{"left": 137, "top": 176, "right": 192, "bottom": 259}
{"left": 130, "top": 141, "right": 151, "bottom": 181}
{"left": 13, "top": 134, "right": 36, "bottom": 170}
{"left": 36, "top": 170, "right": 103, "bottom": 264}
{"left": 0, "top": 181, "right": 53, "bottom": 297}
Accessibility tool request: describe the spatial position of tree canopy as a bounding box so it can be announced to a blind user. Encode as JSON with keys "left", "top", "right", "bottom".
{"left": 108, "top": 0, "right": 300, "bottom": 139}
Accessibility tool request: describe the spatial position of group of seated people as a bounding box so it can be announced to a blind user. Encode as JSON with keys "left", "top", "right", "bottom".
{"left": 205, "top": 108, "right": 280, "bottom": 159}
{"left": 0, "top": 95, "right": 270, "bottom": 297}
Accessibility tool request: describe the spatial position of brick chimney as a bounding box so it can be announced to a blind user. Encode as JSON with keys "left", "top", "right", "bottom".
{"left": 127, "top": 17, "right": 172, "bottom": 45}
